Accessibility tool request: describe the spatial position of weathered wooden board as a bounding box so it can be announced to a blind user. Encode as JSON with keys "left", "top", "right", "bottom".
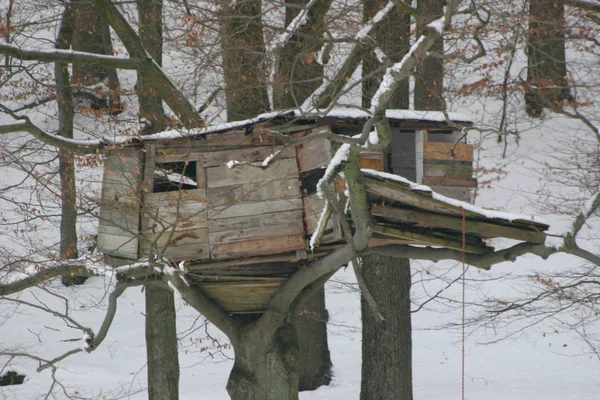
{"left": 98, "top": 148, "right": 143, "bottom": 259}
{"left": 423, "top": 162, "right": 473, "bottom": 179}
{"left": 144, "top": 188, "right": 207, "bottom": 207}
{"left": 429, "top": 186, "right": 472, "bottom": 202}
{"left": 142, "top": 202, "right": 208, "bottom": 231}
{"left": 371, "top": 205, "right": 546, "bottom": 244}
{"left": 303, "top": 194, "right": 333, "bottom": 235}
{"left": 209, "top": 209, "right": 304, "bottom": 233}
{"left": 200, "top": 146, "right": 295, "bottom": 168}
{"left": 198, "top": 280, "right": 286, "bottom": 313}
{"left": 206, "top": 158, "right": 299, "bottom": 188}
{"left": 295, "top": 137, "right": 332, "bottom": 172}
{"left": 424, "top": 142, "right": 473, "bottom": 162}
{"left": 208, "top": 197, "right": 303, "bottom": 220}
{"left": 206, "top": 130, "right": 288, "bottom": 148}
{"left": 422, "top": 176, "right": 478, "bottom": 188}
{"left": 358, "top": 152, "right": 384, "bottom": 171}
{"left": 373, "top": 224, "right": 491, "bottom": 254}
{"left": 210, "top": 234, "right": 306, "bottom": 260}
{"left": 207, "top": 178, "right": 300, "bottom": 206}
{"left": 210, "top": 223, "right": 303, "bottom": 245}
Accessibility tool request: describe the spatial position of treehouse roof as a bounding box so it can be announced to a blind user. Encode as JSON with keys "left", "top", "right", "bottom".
{"left": 119, "top": 107, "right": 474, "bottom": 147}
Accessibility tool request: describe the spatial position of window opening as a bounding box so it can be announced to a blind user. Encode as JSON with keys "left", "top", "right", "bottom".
{"left": 153, "top": 161, "right": 198, "bottom": 193}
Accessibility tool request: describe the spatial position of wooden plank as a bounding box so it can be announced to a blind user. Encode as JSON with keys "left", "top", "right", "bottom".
{"left": 208, "top": 178, "right": 301, "bottom": 206}
{"left": 206, "top": 158, "right": 299, "bottom": 188}
{"left": 141, "top": 144, "right": 156, "bottom": 195}
{"left": 209, "top": 209, "right": 304, "bottom": 233}
{"left": 142, "top": 205, "right": 208, "bottom": 232}
{"left": 140, "top": 242, "right": 210, "bottom": 262}
{"left": 295, "top": 136, "right": 332, "bottom": 172}
{"left": 424, "top": 142, "right": 473, "bottom": 162}
{"left": 429, "top": 186, "right": 472, "bottom": 202}
{"left": 208, "top": 197, "right": 303, "bottom": 220}
{"left": 422, "top": 176, "right": 477, "bottom": 188}
{"left": 303, "top": 194, "right": 333, "bottom": 234}
{"left": 142, "top": 227, "right": 209, "bottom": 248}
{"left": 97, "top": 233, "right": 139, "bottom": 259}
{"left": 144, "top": 188, "right": 207, "bottom": 207}
{"left": 198, "top": 281, "right": 285, "bottom": 313}
{"left": 358, "top": 158, "right": 383, "bottom": 171}
{"left": 210, "top": 223, "right": 303, "bottom": 245}
{"left": 211, "top": 234, "right": 306, "bottom": 260}
{"left": 200, "top": 146, "right": 295, "bottom": 168}
{"left": 371, "top": 205, "right": 547, "bottom": 244}
{"left": 206, "top": 129, "right": 287, "bottom": 148}
{"left": 196, "top": 162, "right": 206, "bottom": 188}
{"left": 98, "top": 148, "right": 142, "bottom": 259}
{"left": 372, "top": 224, "right": 491, "bottom": 254}
{"left": 423, "top": 162, "right": 473, "bottom": 179}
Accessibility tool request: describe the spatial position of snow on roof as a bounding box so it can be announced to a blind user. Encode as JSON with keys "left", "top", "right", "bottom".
{"left": 361, "top": 169, "right": 548, "bottom": 225}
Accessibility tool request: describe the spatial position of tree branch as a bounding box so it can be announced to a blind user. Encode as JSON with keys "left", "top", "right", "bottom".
{"left": 0, "top": 42, "right": 142, "bottom": 70}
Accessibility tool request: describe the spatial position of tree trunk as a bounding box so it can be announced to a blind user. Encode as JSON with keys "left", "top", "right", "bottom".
{"left": 360, "top": 255, "right": 412, "bottom": 400}
{"left": 56, "top": 6, "right": 86, "bottom": 287}
{"left": 295, "top": 287, "right": 332, "bottom": 390}
{"left": 272, "top": 1, "right": 334, "bottom": 391}
{"left": 360, "top": 2, "right": 412, "bottom": 399}
{"left": 221, "top": 0, "right": 270, "bottom": 122}
{"left": 145, "top": 284, "right": 180, "bottom": 400}
{"left": 414, "top": 0, "right": 444, "bottom": 111}
{"left": 526, "top": 0, "right": 569, "bottom": 117}
{"left": 136, "top": 2, "right": 180, "bottom": 399}
{"left": 227, "top": 322, "right": 299, "bottom": 400}
{"left": 72, "top": 0, "right": 108, "bottom": 83}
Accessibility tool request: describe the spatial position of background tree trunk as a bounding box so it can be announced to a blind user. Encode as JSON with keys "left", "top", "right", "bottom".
{"left": 221, "top": 0, "right": 269, "bottom": 122}
{"left": 137, "top": 1, "right": 179, "bottom": 398}
{"left": 56, "top": 6, "right": 86, "bottom": 287}
{"left": 360, "top": 2, "right": 412, "bottom": 399}
{"left": 72, "top": 0, "right": 108, "bottom": 83}
{"left": 414, "top": 0, "right": 444, "bottom": 111}
{"left": 526, "top": 0, "right": 569, "bottom": 117}
{"left": 273, "top": 0, "right": 333, "bottom": 391}
{"left": 146, "top": 283, "right": 180, "bottom": 400}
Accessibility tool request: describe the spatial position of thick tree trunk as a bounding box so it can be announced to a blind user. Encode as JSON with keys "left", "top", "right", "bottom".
{"left": 526, "top": 0, "right": 569, "bottom": 117}
{"left": 414, "top": 0, "right": 444, "bottom": 111}
{"left": 360, "top": 255, "right": 412, "bottom": 400}
{"left": 136, "top": 2, "right": 180, "bottom": 399}
{"left": 221, "top": 0, "right": 270, "bottom": 121}
{"left": 360, "top": 2, "right": 412, "bottom": 399}
{"left": 295, "top": 287, "right": 332, "bottom": 390}
{"left": 227, "top": 322, "right": 299, "bottom": 400}
{"left": 145, "top": 284, "right": 180, "bottom": 400}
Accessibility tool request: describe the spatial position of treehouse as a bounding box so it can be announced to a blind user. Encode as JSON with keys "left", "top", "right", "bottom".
{"left": 97, "top": 108, "right": 549, "bottom": 313}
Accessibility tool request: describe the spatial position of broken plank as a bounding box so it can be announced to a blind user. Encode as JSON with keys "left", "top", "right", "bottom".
{"left": 295, "top": 136, "right": 332, "bottom": 172}
{"left": 372, "top": 224, "right": 491, "bottom": 254}
{"left": 371, "top": 205, "right": 546, "bottom": 244}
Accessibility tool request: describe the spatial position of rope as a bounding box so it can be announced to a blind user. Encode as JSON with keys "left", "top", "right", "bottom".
{"left": 461, "top": 207, "right": 466, "bottom": 400}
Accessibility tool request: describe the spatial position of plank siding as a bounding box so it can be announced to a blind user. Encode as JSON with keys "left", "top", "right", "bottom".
{"left": 98, "top": 148, "right": 143, "bottom": 259}
{"left": 206, "top": 158, "right": 299, "bottom": 188}
{"left": 423, "top": 142, "right": 473, "bottom": 162}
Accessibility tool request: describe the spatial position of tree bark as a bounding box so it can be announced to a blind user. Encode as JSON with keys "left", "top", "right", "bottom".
{"left": 360, "top": 254, "right": 412, "bottom": 400}
{"left": 56, "top": 6, "right": 86, "bottom": 287}
{"left": 221, "top": 0, "right": 270, "bottom": 121}
{"left": 414, "top": 0, "right": 444, "bottom": 111}
{"left": 526, "top": 0, "right": 569, "bottom": 117}
{"left": 227, "top": 321, "right": 299, "bottom": 400}
{"left": 145, "top": 284, "right": 180, "bottom": 400}
{"left": 360, "top": 2, "right": 412, "bottom": 399}
{"left": 136, "top": 2, "right": 179, "bottom": 399}
{"left": 72, "top": 0, "right": 108, "bottom": 83}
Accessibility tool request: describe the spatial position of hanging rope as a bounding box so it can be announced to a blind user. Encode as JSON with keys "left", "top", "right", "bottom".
{"left": 461, "top": 207, "right": 467, "bottom": 400}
